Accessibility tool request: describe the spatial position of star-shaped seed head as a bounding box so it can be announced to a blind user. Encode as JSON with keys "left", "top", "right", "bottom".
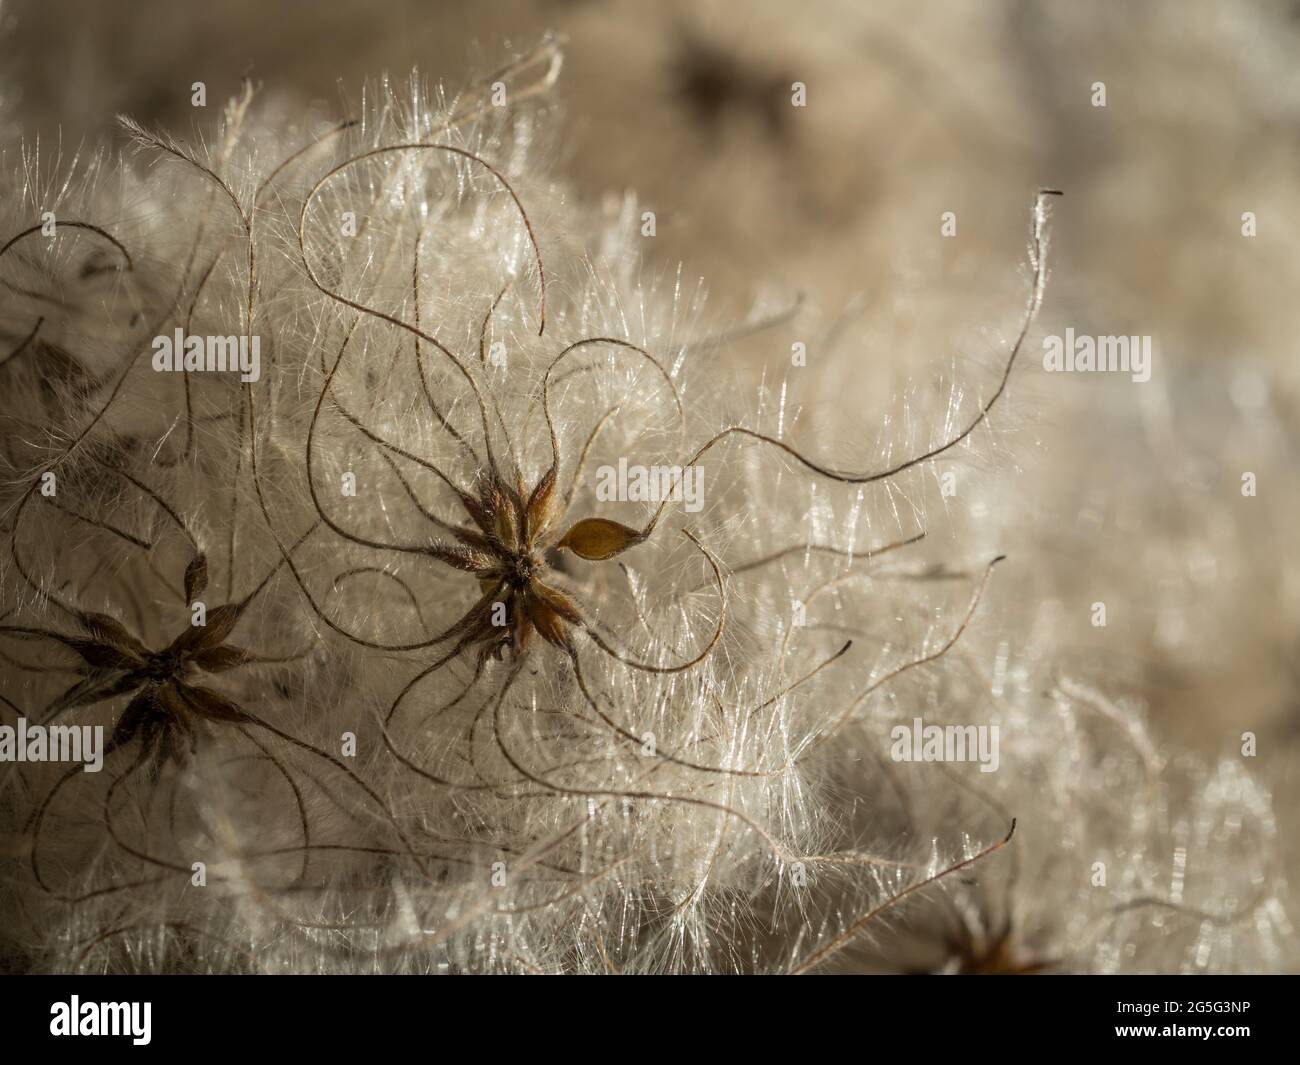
{"left": 51, "top": 554, "right": 256, "bottom": 776}
{"left": 432, "top": 465, "right": 645, "bottom": 661}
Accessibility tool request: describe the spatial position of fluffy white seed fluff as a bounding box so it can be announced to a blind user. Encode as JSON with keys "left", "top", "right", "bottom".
{"left": 0, "top": 51, "right": 1291, "bottom": 974}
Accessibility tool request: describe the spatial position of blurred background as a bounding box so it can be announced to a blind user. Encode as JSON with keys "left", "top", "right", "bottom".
{"left": 3, "top": 0, "right": 1298, "bottom": 882}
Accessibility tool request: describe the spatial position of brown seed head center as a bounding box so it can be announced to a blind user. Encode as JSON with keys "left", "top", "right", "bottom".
{"left": 508, "top": 551, "right": 541, "bottom": 589}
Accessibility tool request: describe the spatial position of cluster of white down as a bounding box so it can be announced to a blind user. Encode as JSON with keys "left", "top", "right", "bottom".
{"left": 0, "top": 68, "right": 1291, "bottom": 973}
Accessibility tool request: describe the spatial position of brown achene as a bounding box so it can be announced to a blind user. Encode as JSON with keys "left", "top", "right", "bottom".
{"left": 435, "top": 464, "right": 651, "bottom": 661}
